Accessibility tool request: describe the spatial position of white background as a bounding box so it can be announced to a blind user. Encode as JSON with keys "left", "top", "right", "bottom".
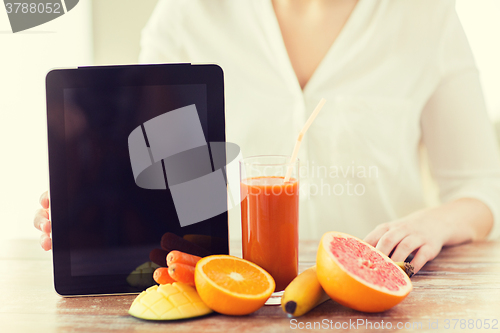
{"left": 0, "top": 0, "right": 499, "bottom": 242}
{"left": 0, "top": 1, "right": 93, "bottom": 240}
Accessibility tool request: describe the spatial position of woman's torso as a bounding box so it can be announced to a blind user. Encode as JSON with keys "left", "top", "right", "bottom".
{"left": 141, "top": 0, "right": 457, "bottom": 240}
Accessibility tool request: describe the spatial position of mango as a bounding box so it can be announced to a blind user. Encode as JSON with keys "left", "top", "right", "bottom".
{"left": 129, "top": 283, "right": 213, "bottom": 320}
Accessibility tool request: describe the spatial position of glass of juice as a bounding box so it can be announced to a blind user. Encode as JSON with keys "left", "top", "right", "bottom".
{"left": 239, "top": 155, "right": 299, "bottom": 292}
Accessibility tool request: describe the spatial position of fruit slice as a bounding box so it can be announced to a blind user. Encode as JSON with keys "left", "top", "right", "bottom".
{"left": 194, "top": 255, "right": 275, "bottom": 316}
{"left": 316, "top": 232, "right": 412, "bottom": 313}
{"left": 128, "top": 283, "right": 212, "bottom": 320}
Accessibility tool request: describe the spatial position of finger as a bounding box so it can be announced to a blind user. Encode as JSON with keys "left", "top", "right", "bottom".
{"left": 39, "top": 191, "right": 49, "bottom": 209}
{"left": 40, "top": 233, "right": 52, "bottom": 251}
{"left": 411, "top": 244, "right": 440, "bottom": 273}
{"left": 33, "top": 209, "right": 49, "bottom": 231}
{"left": 41, "top": 219, "right": 52, "bottom": 234}
{"left": 390, "top": 236, "right": 424, "bottom": 263}
{"left": 363, "top": 223, "right": 390, "bottom": 247}
{"left": 375, "top": 228, "right": 410, "bottom": 257}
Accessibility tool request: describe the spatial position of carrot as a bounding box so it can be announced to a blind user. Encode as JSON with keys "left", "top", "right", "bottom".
{"left": 149, "top": 248, "right": 169, "bottom": 267}
{"left": 161, "top": 232, "right": 211, "bottom": 257}
{"left": 153, "top": 267, "right": 176, "bottom": 285}
{"left": 167, "top": 250, "right": 201, "bottom": 267}
{"left": 168, "top": 263, "right": 195, "bottom": 286}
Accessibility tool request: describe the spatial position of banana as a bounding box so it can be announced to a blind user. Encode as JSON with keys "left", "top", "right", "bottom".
{"left": 395, "top": 261, "right": 414, "bottom": 278}
{"left": 281, "top": 266, "right": 330, "bottom": 317}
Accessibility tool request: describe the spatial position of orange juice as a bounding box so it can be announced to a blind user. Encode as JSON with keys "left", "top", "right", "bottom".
{"left": 240, "top": 176, "right": 299, "bottom": 291}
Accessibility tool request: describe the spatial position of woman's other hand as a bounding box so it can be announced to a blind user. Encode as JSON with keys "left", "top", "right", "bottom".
{"left": 364, "top": 198, "right": 493, "bottom": 274}
{"left": 34, "top": 191, "right": 52, "bottom": 251}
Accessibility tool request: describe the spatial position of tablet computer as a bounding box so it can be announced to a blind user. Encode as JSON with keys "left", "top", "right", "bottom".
{"left": 46, "top": 63, "right": 230, "bottom": 296}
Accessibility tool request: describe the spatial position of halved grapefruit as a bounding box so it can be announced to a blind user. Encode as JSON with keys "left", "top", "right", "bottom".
{"left": 316, "top": 232, "right": 412, "bottom": 313}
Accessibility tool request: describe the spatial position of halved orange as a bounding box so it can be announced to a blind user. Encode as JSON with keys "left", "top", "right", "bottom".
{"left": 194, "top": 255, "right": 275, "bottom": 316}
{"left": 316, "top": 231, "right": 412, "bottom": 313}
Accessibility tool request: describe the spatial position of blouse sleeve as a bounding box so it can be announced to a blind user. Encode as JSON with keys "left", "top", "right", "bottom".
{"left": 138, "top": 0, "right": 187, "bottom": 64}
{"left": 421, "top": 1, "right": 500, "bottom": 239}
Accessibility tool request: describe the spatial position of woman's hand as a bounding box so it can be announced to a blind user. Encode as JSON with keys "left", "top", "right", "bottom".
{"left": 364, "top": 213, "right": 447, "bottom": 274}
{"left": 34, "top": 191, "right": 52, "bottom": 251}
{"left": 364, "top": 198, "right": 494, "bottom": 274}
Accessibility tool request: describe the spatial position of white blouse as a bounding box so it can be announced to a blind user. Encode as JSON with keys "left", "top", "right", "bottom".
{"left": 139, "top": 0, "right": 500, "bottom": 241}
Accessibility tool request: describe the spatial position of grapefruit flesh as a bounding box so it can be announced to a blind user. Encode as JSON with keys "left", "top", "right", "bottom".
{"left": 316, "top": 232, "right": 412, "bottom": 313}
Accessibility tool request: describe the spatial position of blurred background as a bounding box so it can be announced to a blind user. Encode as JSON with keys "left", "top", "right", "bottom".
{"left": 0, "top": 0, "right": 499, "bottom": 242}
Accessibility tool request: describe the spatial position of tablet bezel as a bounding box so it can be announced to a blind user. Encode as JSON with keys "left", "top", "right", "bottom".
{"left": 46, "top": 63, "right": 228, "bottom": 296}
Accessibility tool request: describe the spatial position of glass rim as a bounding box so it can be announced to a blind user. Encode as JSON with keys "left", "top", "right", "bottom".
{"left": 239, "top": 155, "right": 299, "bottom": 167}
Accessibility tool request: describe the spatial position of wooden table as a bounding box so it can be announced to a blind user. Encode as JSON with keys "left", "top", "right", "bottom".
{"left": 1, "top": 239, "right": 499, "bottom": 332}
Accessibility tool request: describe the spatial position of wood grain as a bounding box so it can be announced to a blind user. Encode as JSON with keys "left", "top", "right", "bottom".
{"left": 0, "top": 239, "right": 499, "bottom": 332}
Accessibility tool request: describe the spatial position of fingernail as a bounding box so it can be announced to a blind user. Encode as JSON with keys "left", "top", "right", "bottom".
{"left": 40, "top": 221, "right": 45, "bottom": 232}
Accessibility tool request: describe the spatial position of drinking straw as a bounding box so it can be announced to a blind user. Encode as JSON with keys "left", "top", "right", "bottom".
{"left": 284, "top": 98, "right": 326, "bottom": 182}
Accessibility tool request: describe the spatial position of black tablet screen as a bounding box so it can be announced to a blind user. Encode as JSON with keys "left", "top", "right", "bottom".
{"left": 48, "top": 64, "right": 229, "bottom": 295}
{"left": 63, "top": 84, "right": 208, "bottom": 277}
